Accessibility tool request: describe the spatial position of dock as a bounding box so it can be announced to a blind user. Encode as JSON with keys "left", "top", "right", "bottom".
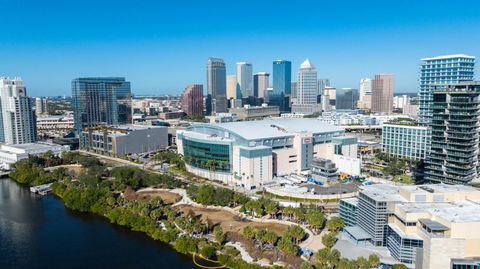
{"left": 30, "top": 183, "right": 53, "bottom": 195}
{"left": 0, "top": 171, "right": 9, "bottom": 178}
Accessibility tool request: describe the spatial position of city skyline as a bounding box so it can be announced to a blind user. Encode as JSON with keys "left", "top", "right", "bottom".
{"left": 1, "top": 0, "right": 480, "bottom": 96}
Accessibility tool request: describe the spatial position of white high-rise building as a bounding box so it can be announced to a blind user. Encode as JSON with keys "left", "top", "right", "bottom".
{"left": 35, "top": 97, "right": 48, "bottom": 116}
{"left": 292, "top": 59, "right": 321, "bottom": 115}
{"left": 236, "top": 62, "right": 253, "bottom": 98}
{"left": 358, "top": 78, "right": 372, "bottom": 109}
{"left": 0, "top": 77, "right": 37, "bottom": 144}
{"left": 393, "top": 95, "right": 410, "bottom": 109}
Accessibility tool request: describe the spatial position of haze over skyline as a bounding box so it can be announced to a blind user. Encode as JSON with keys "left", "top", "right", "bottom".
{"left": 1, "top": 0, "right": 479, "bottom": 96}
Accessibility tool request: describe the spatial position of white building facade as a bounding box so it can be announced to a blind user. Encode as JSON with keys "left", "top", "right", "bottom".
{"left": 292, "top": 59, "right": 321, "bottom": 115}
{"left": 236, "top": 62, "right": 253, "bottom": 98}
{"left": 0, "top": 77, "right": 37, "bottom": 144}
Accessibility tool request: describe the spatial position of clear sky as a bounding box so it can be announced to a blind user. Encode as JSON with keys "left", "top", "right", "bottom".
{"left": 1, "top": 0, "right": 480, "bottom": 97}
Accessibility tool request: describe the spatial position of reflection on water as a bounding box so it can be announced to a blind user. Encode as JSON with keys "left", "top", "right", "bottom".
{"left": 0, "top": 179, "right": 196, "bottom": 269}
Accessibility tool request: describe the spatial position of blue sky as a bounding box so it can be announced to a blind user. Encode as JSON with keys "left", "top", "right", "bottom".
{"left": 1, "top": 0, "right": 479, "bottom": 96}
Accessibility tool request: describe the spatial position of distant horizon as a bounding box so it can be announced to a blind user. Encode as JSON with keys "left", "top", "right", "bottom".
{"left": 1, "top": 0, "right": 479, "bottom": 96}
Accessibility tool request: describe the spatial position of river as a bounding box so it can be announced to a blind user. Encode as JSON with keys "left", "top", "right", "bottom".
{"left": 0, "top": 178, "right": 197, "bottom": 269}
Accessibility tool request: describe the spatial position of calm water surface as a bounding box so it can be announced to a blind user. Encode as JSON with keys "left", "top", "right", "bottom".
{"left": 0, "top": 178, "right": 197, "bottom": 269}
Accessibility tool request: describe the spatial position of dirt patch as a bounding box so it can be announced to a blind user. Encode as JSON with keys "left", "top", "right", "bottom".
{"left": 123, "top": 188, "right": 181, "bottom": 204}
{"left": 175, "top": 205, "right": 289, "bottom": 236}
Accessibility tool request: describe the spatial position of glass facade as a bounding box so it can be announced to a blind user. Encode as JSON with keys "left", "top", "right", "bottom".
{"left": 386, "top": 225, "right": 423, "bottom": 264}
{"left": 182, "top": 138, "right": 231, "bottom": 172}
{"left": 271, "top": 60, "right": 291, "bottom": 112}
{"left": 336, "top": 88, "right": 359, "bottom": 110}
{"left": 339, "top": 199, "right": 357, "bottom": 226}
{"left": 418, "top": 55, "right": 475, "bottom": 124}
{"left": 72, "top": 77, "right": 132, "bottom": 134}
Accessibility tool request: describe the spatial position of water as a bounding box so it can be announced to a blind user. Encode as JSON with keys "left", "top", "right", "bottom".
{"left": 0, "top": 178, "right": 197, "bottom": 269}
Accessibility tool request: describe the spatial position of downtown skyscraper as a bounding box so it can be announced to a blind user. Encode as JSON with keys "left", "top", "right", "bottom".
{"left": 271, "top": 60, "right": 291, "bottom": 112}
{"left": 0, "top": 77, "right": 37, "bottom": 144}
{"left": 371, "top": 74, "right": 394, "bottom": 114}
{"left": 181, "top": 84, "right": 203, "bottom": 117}
{"left": 358, "top": 78, "right": 372, "bottom": 110}
{"left": 418, "top": 54, "right": 475, "bottom": 124}
{"left": 236, "top": 62, "right": 253, "bottom": 98}
{"left": 291, "top": 59, "right": 321, "bottom": 115}
{"left": 206, "top": 57, "right": 227, "bottom": 115}
{"left": 72, "top": 77, "right": 132, "bottom": 134}
{"left": 253, "top": 72, "right": 269, "bottom": 98}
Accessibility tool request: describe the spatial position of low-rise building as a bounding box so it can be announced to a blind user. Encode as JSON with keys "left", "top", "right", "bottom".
{"left": 158, "top": 111, "right": 184, "bottom": 120}
{"left": 382, "top": 123, "right": 430, "bottom": 160}
{"left": 229, "top": 104, "right": 280, "bottom": 121}
{"left": 36, "top": 116, "right": 74, "bottom": 137}
{"left": 80, "top": 125, "right": 168, "bottom": 157}
{"left": 0, "top": 142, "right": 70, "bottom": 170}
{"left": 340, "top": 184, "right": 480, "bottom": 269}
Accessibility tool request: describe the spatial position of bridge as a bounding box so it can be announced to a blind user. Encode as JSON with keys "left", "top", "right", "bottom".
{"left": 341, "top": 125, "right": 382, "bottom": 132}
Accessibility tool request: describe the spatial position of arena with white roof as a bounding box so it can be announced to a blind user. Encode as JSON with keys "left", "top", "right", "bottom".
{"left": 177, "top": 119, "right": 357, "bottom": 189}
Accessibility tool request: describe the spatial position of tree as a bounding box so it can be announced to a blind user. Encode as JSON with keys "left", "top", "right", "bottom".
{"left": 200, "top": 244, "right": 216, "bottom": 259}
{"left": 243, "top": 226, "right": 255, "bottom": 239}
{"left": 322, "top": 232, "right": 337, "bottom": 249}
{"left": 196, "top": 185, "right": 216, "bottom": 205}
{"left": 277, "top": 237, "right": 298, "bottom": 256}
{"left": 214, "top": 226, "right": 225, "bottom": 244}
{"left": 368, "top": 254, "right": 380, "bottom": 268}
{"left": 392, "top": 264, "right": 408, "bottom": 269}
{"left": 300, "top": 261, "right": 314, "bottom": 269}
{"left": 326, "top": 216, "right": 344, "bottom": 232}
{"left": 264, "top": 230, "right": 278, "bottom": 246}
{"left": 286, "top": 225, "right": 306, "bottom": 244}
{"left": 356, "top": 256, "right": 370, "bottom": 269}
{"left": 316, "top": 248, "right": 339, "bottom": 269}
{"left": 174, "top": 234, "right": 197, "bottom": 254}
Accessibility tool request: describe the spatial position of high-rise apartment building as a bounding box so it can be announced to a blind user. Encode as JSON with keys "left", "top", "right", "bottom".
{"left": 253, "top": 72, "right": 269, "bottom": 98}
{"left": 419, "top": 54, "right": 475, "bottom": 124}
{"left": 358, "top": 78, "right": 372, "bottom": 109}
{"left": 226, "top": 75, "right": 239, "bottom": 100}
{"left": 0, "top": 77, "right": 37, "bottom": 144}
{"left": 71, "top": 77, "right": 132, "bottom": 134}
{"left": 35, "top": 97, "right": 49, "bottom": 116}
{"left": 236, "top": 62, "right": 253, "bottom": 98}
{"left": 181, "top": 84, "right": 203, "bottom": 117}
{"left": 206, "top": 57, "right": 227, "bottom": 115}
{"left": 336, "top": 88, "right": 358, "bottom": 110}
{"left": 271, "top": 60, "right": 291, "bottom": 112}
{"left": 292, "top": 59, "right": 321, "bottom": 115}
{"left": 425, "top": 82, "right": 480, "bottom": 185}
{"left": 371, "top": 74, "right": 394, "bottom": 114}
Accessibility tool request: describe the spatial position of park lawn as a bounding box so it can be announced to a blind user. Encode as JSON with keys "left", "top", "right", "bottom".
{"left": 175, "top": 204, "right": 289, "bottom": 236}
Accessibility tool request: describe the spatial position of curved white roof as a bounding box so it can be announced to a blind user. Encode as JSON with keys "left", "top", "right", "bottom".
{"left": 208, "top": 119, "right": 343, "bottom": 140}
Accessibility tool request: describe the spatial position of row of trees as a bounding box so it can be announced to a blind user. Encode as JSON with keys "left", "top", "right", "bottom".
{"left": 242, "top": 225, "right": 306, "bottom": 256}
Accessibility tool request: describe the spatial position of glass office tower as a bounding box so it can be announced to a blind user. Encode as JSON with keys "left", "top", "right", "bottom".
{"left": 72, "top": 77, "right": 132, "bottom": 134}
{"left": 207, "top": 57, "right": 227, "bottom": 114}
{"left": 336, "top": 88, "right": 359, "bottom": 110}
{"left": 418, "top": 54, "right": 475, "bottom": 124}
{"left": 271, "top": 60, "right": 292, "bottom": 112}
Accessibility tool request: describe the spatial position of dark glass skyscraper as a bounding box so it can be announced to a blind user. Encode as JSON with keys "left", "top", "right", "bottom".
{"left": 271, "top": 60, "right": 292, "bottom": 112}
{"left": 206, "top": 57, "right": 227, "bottom": 114}
{"left": 336, "top": 88, "right": 359, "bottom": 110}
{"left": 72, "top": 77, "right": 132, "bottom": 134}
